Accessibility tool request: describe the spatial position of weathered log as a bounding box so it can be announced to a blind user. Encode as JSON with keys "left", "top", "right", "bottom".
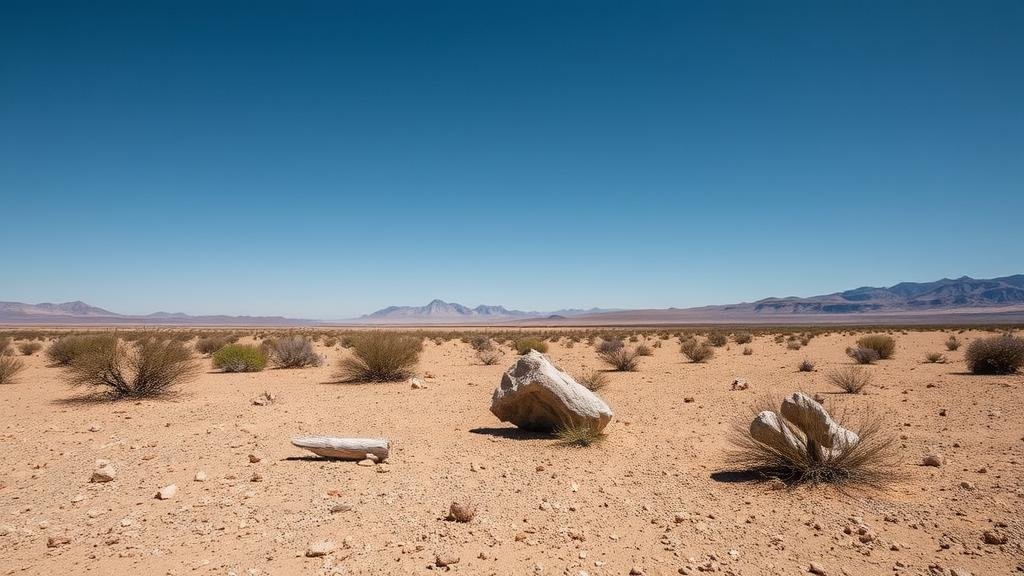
{"left": 291, "top": 436, "right": 390, "bottom": 461}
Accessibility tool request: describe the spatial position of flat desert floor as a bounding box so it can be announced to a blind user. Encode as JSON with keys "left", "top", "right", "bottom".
{"left": 1, "top": 330, "right": 1021, "bottom": 575}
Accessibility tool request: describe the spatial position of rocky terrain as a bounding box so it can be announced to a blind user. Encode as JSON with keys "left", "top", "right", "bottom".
{"left": 0, "top": 329, "right": 1021, "bottom": 575}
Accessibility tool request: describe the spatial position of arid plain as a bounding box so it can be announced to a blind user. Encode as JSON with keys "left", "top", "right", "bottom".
{"left": 0, "top": 328, "right": 1021, "bottom": 576}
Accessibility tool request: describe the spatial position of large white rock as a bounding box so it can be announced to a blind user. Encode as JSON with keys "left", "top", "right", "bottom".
{"left": 490, "top": 350, "right": 613, "bottom": 432}
{"left": 780, "top": 392, "right": 859, "bottom": 450}
{"left": 291, "top": 437, "right": 390, "bottom": 461}
{"left": 749, "top": 410, "right": 802, "bottom": 454}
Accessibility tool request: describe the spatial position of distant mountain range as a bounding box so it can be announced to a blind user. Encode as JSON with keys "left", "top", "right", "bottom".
{"left": 3, "top": 275, "right": 1023, "bottom": 326}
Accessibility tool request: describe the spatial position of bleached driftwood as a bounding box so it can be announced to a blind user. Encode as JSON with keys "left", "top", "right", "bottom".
{"left": 291, "top": 436, "right": 390, "bottom": 461}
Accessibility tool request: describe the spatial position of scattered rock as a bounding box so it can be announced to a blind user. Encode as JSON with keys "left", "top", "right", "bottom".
{"left": 446, "top": 501, "right": 476, "bottom": 523}
{"left": 731, "top": 379, "right": 749, "bottom": 391}
{"left": 248, "top": 454, "right": 261, "bottom": 463}
{"left": 88, "top": 424, "right": 102, "bottom": 432}
{"left": 155, "top": 484, "right": 178, "bottom": 500}
{"left": 90, "top": 460, "right": 116, "bottom": 483}
{"left": 923, "top": 453, "right": 944, "bottom": 467}
{"left": 410, "top": 377, "right": 427, "bottom": 389}
{"left": 808, "top": 562, "right": 827, "bottom": 575}
{"left": 434, "top": 553, "right": 460, "bottom": 568}
{"left": 46, "top": 535, "right": 71, "bottom": 548}
{"left": 357, "top": 459, "right": 375, "bottom": 467}
{"left": 329, "top": 502, "right": 352, "bottom": 514}
{"left": 305, "top": 540, "right": 335, "bottom": 557}
{"left": 194, "top": 471, "right": 207, "bottom": 482}
{"left": 982, "top": 529, "right": 1007, "bottom": 545}
{"left": 252, "top": 392, "right": 276, "bottom": 406}
{"left": 490, "top": 350, "right": 613, "bottom": 432}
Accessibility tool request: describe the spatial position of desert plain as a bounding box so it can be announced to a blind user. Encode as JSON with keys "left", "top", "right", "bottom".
{"left": 0, "top": 328, "right": 1021, "bottom": 576}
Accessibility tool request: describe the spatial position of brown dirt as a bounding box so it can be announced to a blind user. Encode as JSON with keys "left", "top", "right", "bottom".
{"left": 0, "top": 330, "right": 1021, "bottom": 575}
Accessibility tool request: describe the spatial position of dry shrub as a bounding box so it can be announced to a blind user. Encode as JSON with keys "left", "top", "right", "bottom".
{"left": 46, "top": 335, "right": 99, "bottom": 366}
{"left": 18, "top": 341, "right": 43, "bottom": 355}
{"left": 212, "top": 344, "right": 267, "bottom": 372}
{"left": 195, "top": 336, "right": 229, "bottom": 356}
{"left": 595, "top": 338, "right": 624, "bottom": 354}
{"left": 265, "top": 336, "right": 322, "bottom": 368}
{"left": 742, "top": 346, "right": 753, "bottom": 355}
{"left": 798, "top": 358, "right": 816, "bottom": 372}
{"left": 0, "top": 337, "right": 10, "bottom": 355}
{"left": 945, "top": 335, "right": 961, "bottom": 351}
{"left": 827, "top": 366, "right": 872, "bottom": 393}
{"left": 0, "top": 356, "right": 26, "bottom": 384}
{"left": 476, "top": 349, "right": 502, "bottom": 365}
{"left": 514, "top": 337, "right": 548, "bottom": 355}
{"left": 846, "top": 346, "right": 880, "bottom": 365}
{"left": 680, "top": 339, "right": 714, "bottom": 363}
{"left": 555, "top": 421, "right": 605, "bottom": 447}
{"left": 576, "top": 370, "right": 610, "bottom": 392}
{"left": 335, "top": 332, "right": 421, "bottom": 382}
{"left": 855, "top": 334, "right": 895, "bottom": 359}
{"left": 706, "top": 333, "right": 728, "bottom": 347}
{"left": 635, "top": 343, "right": 653, "bottom": 357}
{"left": 733, "top": 332, "right": 753, "bottom": 344}
{"left": 469, "top": 334, "right": 494, "bottom": 352}
{"left": 727, "top": 395, "right": 898, "bottom": 486}
{"left": 965, "top": 334, "right": 1024, "bottom": 375}
{"left": 64, "top": 336, "right": 198, "bottom": 399}
{"left": 924, "top": 352, "right": 946, "bottom": 364}
{"left": 598, "top": 347, "right": 640, "bottom": 371}
{"left": 786, "top": 341, "right": 802, "bottom": 350}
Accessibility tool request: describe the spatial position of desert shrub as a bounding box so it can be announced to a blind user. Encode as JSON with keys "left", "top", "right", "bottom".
{"left": 18, "top": 341, "right": 43, "bottom": 355}
{"left": 212, "top": 344, "right": 267, "bottom": 372}
{"left": 555, "top": 421, "right": 605, "bottom": 447}
{"left": 706, "top": 333, "right": 728, "bottom": 347}
{"left": 595, "top": 338, "right": 624, "bottom": 354}
{"left": 786, "top": 341, "right": 802, "bottom": 350}
{"left": 635, "top": 344, "right": 653, "bottom": 357}
{"left": 727, "top": 395, "right": 898, "bottom": 486}
{"left": 64, "top": 336, "right": 198, "bottom": 398}
{"left": 944, "top": 335, "right": 961, "bottom": 351}
{"left": 0, "top": 357, "right": 26, "bottom": 384}
{"left": 965, "top": 334, "right": 1024, "bottom": 375}
{"left": 680, "top": 339, "right": 714, "bottom": 363}
{"left": 855, "top": 334, "right": 895, "bottom": 359}
{"left": 195, "top": 336, "right": 229, "bottom": 356}
{"left": 846, "top": 346, "right": 880, "bottom": 365}
{"left": 733, "top": 332, "right": 753, "bottom": 344}
{"left": 598, "top": 347, "right": 640, "bottom": 371}
{"left": 742, "top": 346, "right": 753, "bottom": 355}
{"left": 798, "top": 359, "right": 815, "bottom": 372}
{"left": 476, "top": 349, "right": 502, "bottom": 365}
{"left": 335, "top": 332, "right": 421, "bottom": 382}
{"left": 514, "top": 337, "right": 548, "bottom": 355}
{"left": 773, "top": 334, "right": 785, "bottom": 343}
{"left": 469, "top": 334, "right": 494, "bottom": 352}
{"left": 322, "top": 337, "right": 338, "bottom": 348}
{"left": 576, "top": 370, "right": 610, "bottom": 392}
{"left": 46, "top": 335, "right": 100, "bottom": 366}
{"left": 0, "top": 337, "right": 10, "bottom": 355}
{"left": 827, "top": 366, "right": 872, "bottom": 393}
{"left": 265, "top": 336, "right": 322, "bottom": 368}
{"left": 652, "top": 340, "right": 662, "bottom": 348}
{"left": 924, "top": 352, "right": 946, "bottom": 364}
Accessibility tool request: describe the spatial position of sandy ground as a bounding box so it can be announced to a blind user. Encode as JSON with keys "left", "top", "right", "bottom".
{"left": 0, "top": 330, "right": 1021, "bottom": 576}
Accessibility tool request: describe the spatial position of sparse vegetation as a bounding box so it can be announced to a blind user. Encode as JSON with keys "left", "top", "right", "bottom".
{"left": 598, "top": 346, "right": 641, "bottom": 371}
{"left": 733, "top": 332, "right": 753, "bottom": 344}
{"left": 855, "top": 334, "right": 895, "bottom": 359}
{"left": 827, "top": 366, "right": 872, "bottom": 393}
{"left": 514, "top": 337, "right": 548, "bottom": 355}
{"left": 706, "top": 333, "right": 728, "bottom": 347}
{"left": 212, "top": 344, "right": 267, "bottom": 372}
{"left": 945, "top": 335, "right": 961, "bottom": 351}
{"left": 924, "top": 352, "right": 946, "bottom": 363}
{"left": 728, "top": 396, "right": 898, "bottom": 486}
{"left": 63, "top": 336, "right": 198, "bottom": 399}
{"left": 742, "top": 346, "right": 753, "bottom": 355}
{"left": 846, "top": 346, "right": 880, "bottom": 365}
{"left": 786, "top": 341, "right": 802, "bottom": 350}
{"left": 576, "top": 370, "right": 610, "bottom": 392}
{"left": 476, "top": 349, "right": 502, "bottom": 365}
{"left": 335, "top": 332, "right": 422, "bottom": 382}
{"left": 635, "top": 343, "right": 653, "bottom": 357}
{"left": 0, "top": 337, "right": 10, "bottom": 356}
{"left": 680, "top": 339, "right": 714, "bottom": 363}
{"left": 18, "top": 341, "right": 43, "bottom": 355}
{"left": 0, "top": 356, "right": 26, "bottom": 384}
{"left": 46, "top": 335, "right": 98, "bottom": 366}
{"left": 195, "top": 336, "right": 229, "bottom": 356}
{"left": 264, "top": 336, "right": 322, "bottom": 368}
{"left": 798, "top": 358, "right": 816, "bottom": 372}
{"left": 555, "top": 421, "right": 605, "bottom": 447}
{"left": 965, "top": 334, "right": 1024, "bottom": 375}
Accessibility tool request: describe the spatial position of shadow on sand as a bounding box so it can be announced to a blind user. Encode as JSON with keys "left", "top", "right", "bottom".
{"left": 468, "top": 427, "right": 552, "bottom": 441}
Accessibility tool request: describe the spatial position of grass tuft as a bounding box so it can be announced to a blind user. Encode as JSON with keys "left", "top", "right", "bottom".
{"left": 335, "top": 332, "right": 422, "bottom": 382}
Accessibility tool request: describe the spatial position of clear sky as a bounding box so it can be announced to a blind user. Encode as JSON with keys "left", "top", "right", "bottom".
{"left": 2, "top": 0, "right": 1022, "bottom": 319}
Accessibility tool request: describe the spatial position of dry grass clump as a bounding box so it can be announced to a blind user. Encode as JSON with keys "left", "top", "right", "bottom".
{"left": 733, "top": 332, "right": 753, "bottom": 344}
{"left": 635, "top": 343, "right": 653, "bottom": 357}
{"left": 965, "top": 334, "right": 1024, "bottom": 375}
{"left": 265, "top": 336, "right": 322, "bottom": 368}
{"left": 855, "top": 334, "right": 896, "bottom": 359}
{"left": 945, "top": 335, "right": 961, "bottom": 351}
{"left": 46, "top": 335, "right": 99, "bottom": 366}
{"left": 595, "top": 338, "right": 624, "bottom": 353}
{"left": 924, "top": 352, "right": 946, "bottom": 364}
{"left": 63, "top": 336, "right": 198, "bottom": 399}
{"left": 680, "top": 338, "right": 714, "bottom": 363}
{"left": 514, "top": 337, "right": 548, "bottom": 355}
{"left": 742, "top": 346, "right": 753, "bottom": 355}
{"left": 727, "top": 395, "right": 898, "bottom": 486}
{"left": 0, "top": 337, "right": 11, "bottom": 356}
{"left": 195, "top": 336, "right": 230, "bottom": 356}
{"left": 476, "top": 349, "right": 502, "bottom": 365}
{"left": 598, "top": 347, "right": 641, "bottom": 371}
{"left": 786, "top": 341, "right": 802, "bottom": 350}
{"left": 798, "top": 358, "right": 816, "bottom": 372}
{"left": 0, "top": 356, "right": 26, "bottom": 384}
{"left": 576, "top": 370, "right": 610, "bottom": 392}
{"left": 468, "top": 334, "right": 494, "bottom": 352}
{"left": 846, "top": 346, "right": 880, "bottom": 365}
{"left": 827, "top": 366, "right": 872, "bottom": 393}
{"left": 335, "top": 332, "right": 422, "bottom": 382}
{"left": 555, "top": 421, "right": 606, "bottom": 447}
{"left": 212, "top": 344, "right": 267, "bottom": 372}
{"left": 706, "top": 333, "right": 728, "bottom": 347}
{"left": 18, "top": 341, "right": 43, "bottom": 355}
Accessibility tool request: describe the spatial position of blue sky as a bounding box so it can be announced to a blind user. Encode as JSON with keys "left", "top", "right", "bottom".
{"left": 2, "top": 0, "right": 1022, "bottom": 318}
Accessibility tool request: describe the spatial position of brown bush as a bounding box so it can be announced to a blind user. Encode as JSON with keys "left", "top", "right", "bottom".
{"left": 965, "top": 334, "right": 1024, "bottom": 375}
{"left": 576, "top": 370, "right": 610, "bottom": 392}
{"left": 827, "top": 366, "right": 872, "bottom": 393}
{"left": 846, "top": 346, "right": 880, "bottom": 364}
{"left": 0, "top": 356, "right": 26, "bottom": 384}
{"left": 64, "top": 337, "right": 198, "bottom": 399}
{"left": 855, "top": 334, "right": 895, "bottom": 359}
{"left": 680, "top": 339, "right": 714, "bottom": 363}
{"left": 265, "top": 336, "right": 322, "bottom": 368}
{"left": 18, "top": 341, "right": 43, "bottom": 355}
{"left": 335, "top": 333, "right": 421, "bottom": 382}
{"left": 514, "top": 337, "right": 548, "bottom": 355}
{"left": 598, "top": 347, "right": 640, "bottom": 371}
